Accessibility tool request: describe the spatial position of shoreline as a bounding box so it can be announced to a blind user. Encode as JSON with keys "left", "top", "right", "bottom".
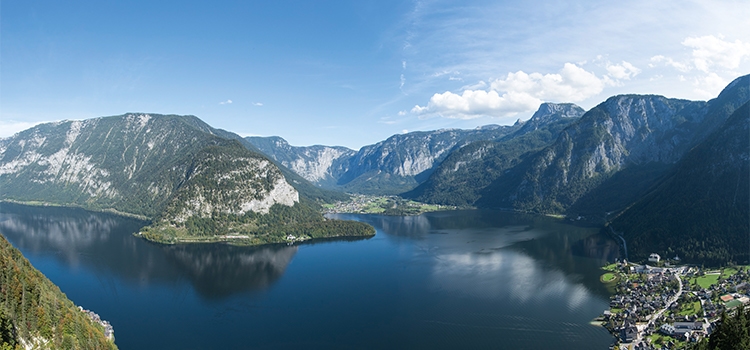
{"left": 137, "top": 225, "right": 376, "bottom": 247}
{"left": 1, "top": 200, "right": 376, "bottom": 248}
{"left": 0, "top": 199, "right": 151, "bottom": 221}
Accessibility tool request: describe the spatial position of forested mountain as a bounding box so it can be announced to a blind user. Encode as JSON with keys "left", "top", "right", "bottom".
{"left": 470, "top": 75, "right": 748, "bottom": 216}
{"left": 407, "top": 102, "right": 584, "bottom": 205}
{"left": 0, "top": 114, "right": 372, "bottom": 245}
{"left": 344, "top": 125, "right": 528, "bottom": 194}
{"left": 611, "top": 101, "right": 750, "bottom": 264}
{"left": 476, "top": 95, "right": 710, "bottom": 212}
{"left": 0, "top": 234, "right": 116, "bottom": 349}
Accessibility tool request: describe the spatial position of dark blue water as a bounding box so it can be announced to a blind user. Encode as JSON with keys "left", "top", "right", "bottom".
{"left": 0, "top": 203, "right": 618, "bottom": 349}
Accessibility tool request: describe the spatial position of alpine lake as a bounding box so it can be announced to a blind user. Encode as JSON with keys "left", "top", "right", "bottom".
{"left": 0, "top": 202, "right": 621, "bottom": 349}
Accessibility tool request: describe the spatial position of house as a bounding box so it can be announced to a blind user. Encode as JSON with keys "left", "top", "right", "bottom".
{"left": 660, "top": 323, "right": 676, "bottom": 335}
{"left": 621, "top": 324, "right": 638, "bottom": 342}
{"left": 648, "top": 253, "right": 661, "bottom": 263}
{"left": 674, "top": 321, "right": 703, "bottom": 332}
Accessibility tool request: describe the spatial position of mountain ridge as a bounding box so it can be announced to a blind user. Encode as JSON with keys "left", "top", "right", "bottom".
{"left": 0, "top": 113, "right": 374, "bottom": 245}
{"left": 246, "top": 102, "right": 585, "bottom": 196}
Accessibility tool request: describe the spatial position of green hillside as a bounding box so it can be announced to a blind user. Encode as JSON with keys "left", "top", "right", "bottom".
{"left": 0, "top": 234, "right": 116, "bottom": 349}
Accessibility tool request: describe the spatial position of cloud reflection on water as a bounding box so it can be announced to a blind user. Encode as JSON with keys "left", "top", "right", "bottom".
{"left": 343, "top": 209, "right": 617, "bottom": 310}
{"left": 430, "top": 250, "right": 594, "bottom": 312}
{"left": 0, "top": 203, "right": 298, "bottom": 298}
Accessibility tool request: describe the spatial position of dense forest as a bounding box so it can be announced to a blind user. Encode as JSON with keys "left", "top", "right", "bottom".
{"left": 612, "top": 102, "right": 750, "bottom": 265}
{"left": 0, "top": 235, "right": 116, "bottom": 349}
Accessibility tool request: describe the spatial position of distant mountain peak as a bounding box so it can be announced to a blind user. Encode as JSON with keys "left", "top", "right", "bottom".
{"left": 534, "top": 102, "right": 585, "bottom": 119}
{"left": 515, "top": 102, "right": 585, "bottom": 135}
{"left": 719, "top": 74, "right": 749, "bottom": 97}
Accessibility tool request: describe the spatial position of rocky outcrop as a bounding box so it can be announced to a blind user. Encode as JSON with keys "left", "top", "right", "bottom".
{"left": 0, "top": 113, "right": 301, "bottom": 232}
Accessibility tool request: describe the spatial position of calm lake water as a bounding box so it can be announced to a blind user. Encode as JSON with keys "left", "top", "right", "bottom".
{"left": 0, "top": 203, "right": 620, "bottom": 349}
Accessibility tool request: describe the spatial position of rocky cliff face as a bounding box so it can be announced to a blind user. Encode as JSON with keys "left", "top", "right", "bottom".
{"left": 479, "top": 96, "right": 708, "bottom": 212}
{"left": 478, "top": 75, "right": 749, "bottom": 214}
{"left": 245, "top": 136, "right": 355, "bottom": 187}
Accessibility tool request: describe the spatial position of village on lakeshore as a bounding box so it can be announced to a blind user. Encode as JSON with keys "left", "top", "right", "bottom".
{"left": 600, "top": 254, "right": 750, "bottom": 350}
{"left": 323, "top": 194, "right": 457, "bottom": 216}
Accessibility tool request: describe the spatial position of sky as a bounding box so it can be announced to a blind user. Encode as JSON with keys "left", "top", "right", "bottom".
{"left": 1, "top": 0, "right": 749, "bottom": 149}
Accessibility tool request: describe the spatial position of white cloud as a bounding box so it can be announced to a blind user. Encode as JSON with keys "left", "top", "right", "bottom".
{"left": 460, "top": 80, "right": 487, "bottom": 91}
{"left": 401, "top": 129, "right": 409, "bottom": 134}
{"left": 252, "top": 102, "right": 263, "bottom": 106}
{"left": 693, "top": 72, "right": 728, "bottom": 98}
{"left": 397, "top": 110, "right": 407, "bottom": 116}
{"left": 0, "top": 120, "right": 49, "bottom": 138}
{"left": 651, "top": 36, "right": 750, "bottom": 74}
{"left": 411, "top": 89, "right": 541, "bottom": 119}
{"left": 412, "top": 63, "right": 605, "bottom": 119}
{"left": 491, "top": 63, "right": 605, "bottom": 101}
{"left": 682, "top": 35, "right": 750, "bottom": 73}
{"left": 605, "top": 61, "right": 641, "bottom": 80}
{"left": 219, "top": 99, "right": 233, "bottom": 105}
{"left": 648, "top": 35, "right": 749, "bottom": 100}
{"left": 650, "top": 55, "right": 691, "bottom": 72}
{"left": 400, "top": 74, "right": 406, "bottom": 89}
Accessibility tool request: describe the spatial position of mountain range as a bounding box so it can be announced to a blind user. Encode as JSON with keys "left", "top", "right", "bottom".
{"left": 1, "top": 74, "right": 748, "bottom": 264}
{"left": 246, "top": 74, "right": 750, "bottom": 264}
{"left": 247, "top": 123, "right": 523, "bottom": 195}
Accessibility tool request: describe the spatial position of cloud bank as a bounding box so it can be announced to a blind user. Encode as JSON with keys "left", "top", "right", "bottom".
{"left": 650, "top": 35, "right": 750, "bottom": 98}
{"left": 411, "top": 63, "right": 608, "bottom": 119}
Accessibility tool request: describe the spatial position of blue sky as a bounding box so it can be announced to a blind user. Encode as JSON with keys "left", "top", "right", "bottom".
{"left": 2, "top": 0, "right": 749, "bottom": 149}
